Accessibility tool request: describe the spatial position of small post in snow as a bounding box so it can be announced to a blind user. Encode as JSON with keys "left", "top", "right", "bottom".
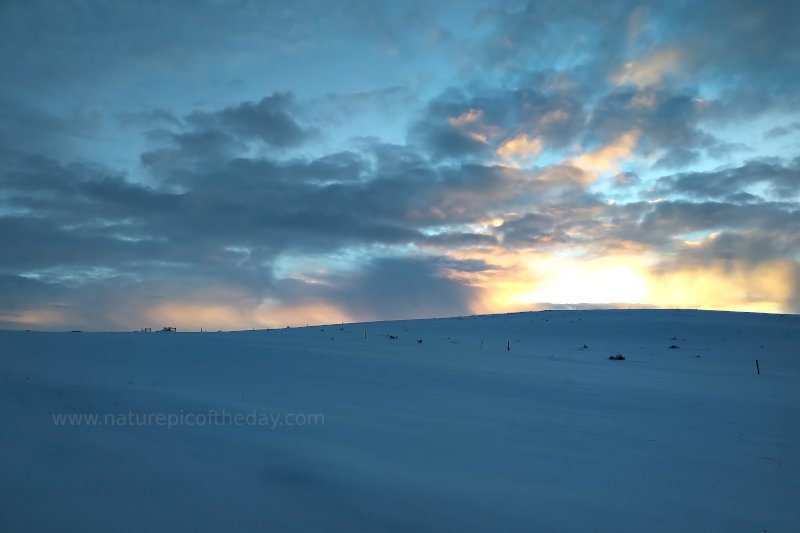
{"left": 756, "top": 359, "right": 760, "bottom": 375}
{"left": 364, "top": 329, "right": 367, "bottom": 340}
{"left": 507, "top": 340, "right": 510, "bottom": 351}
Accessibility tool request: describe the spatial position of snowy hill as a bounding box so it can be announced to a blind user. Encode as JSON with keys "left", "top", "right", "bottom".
{"left": 1, "top": 309, "right": 799, "bottom": 532}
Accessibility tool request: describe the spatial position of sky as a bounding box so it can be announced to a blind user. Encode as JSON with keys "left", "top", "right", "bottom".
{"left": 1, "top": 0, "right": 799, "bottom": 331}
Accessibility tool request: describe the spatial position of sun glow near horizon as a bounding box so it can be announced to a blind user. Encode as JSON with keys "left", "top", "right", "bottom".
{"left": 452, "top": 250, "right": 797, "bottom": 321}
{"left": 513, "top": 263, "right": 649, "bottom": 306}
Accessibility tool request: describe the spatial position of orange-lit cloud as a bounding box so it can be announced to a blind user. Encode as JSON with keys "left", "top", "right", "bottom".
{"left": 613, "top": 48, "right": 681, "bottom": 88}
{"left": 448, "top": 108, "right": 503, "bottom": 144}
{"left": 571, "top": 130, "right": 640, "bottom": 174}
{"left": 467, "top": 132, "right": 488, "bottom": 144}
{"left": 538, "top": 109, "right": 569, "bottom": 127}
{"left": 535, "top": 163, "right": 594, "bottom": 187}
{"left": 448, "top": 109, "right": 484, "bottom": 127}
{"left": 497, "top": 134, "right": 543, "bottom": 159}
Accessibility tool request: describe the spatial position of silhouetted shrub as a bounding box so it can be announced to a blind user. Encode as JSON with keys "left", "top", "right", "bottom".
{"left": 609, "top": 354, "right": 625, "bottom": 360}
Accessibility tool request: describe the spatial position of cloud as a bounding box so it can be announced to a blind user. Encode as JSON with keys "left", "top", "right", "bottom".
{"left": 571, "top": 130, "right": 640, "bottom": 174}
{"left": 764, "top": 122, "right": 800, "bottom": 140}
{"left": 1, "top": 0, "right": 799, "bottom": 327}
{"left": 647, "top": 259, "right": 799, "bottom": 313}
{"left": 498, "top": 212, "right": 567, "bottom": 247}
{"left": 0, "top": 132, "right": 533, "bottom": 328}
{"left": 419, "top": 232, "right": 498, "bottom": 248}
{"left": 497, "top": 134, "right": 542, "bottom": 160}
{"left": 613, "top": 48, "right": 681, "bottom": 89}
{"left": 670, "top": 230, "right": 800, "bottom": 266}
{"left": 184, "top": 93, "right": 311, "bottom": 148}
{"left": 317, "top": 257, "right": 474, "bottom": 320}
{"left": 0, "top": 98, "right": 102, "bottom": 160}
{"left": 538, "top": 109, "right": 569, "bottom": 128}
{"left": 117, "top": 109, "right": 182, "bottom": 129}
{"left": 408, "top": 82, "right": 587, "bottom": 160}
{"left": 448, "top": 109, "right": 484, "bottom": 128}
{"left": 585, "top": 88, "right": 723, "bottom": 169}
{"left": 410, "top": 99, "right": 502, "bottom": 159}
{"left": 651, "top": 159, "right": 800, "bottom": 201}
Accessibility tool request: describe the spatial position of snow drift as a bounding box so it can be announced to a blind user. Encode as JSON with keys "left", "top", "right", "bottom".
{"left": 1, "top": 309, "right": 798, "bottom": 531}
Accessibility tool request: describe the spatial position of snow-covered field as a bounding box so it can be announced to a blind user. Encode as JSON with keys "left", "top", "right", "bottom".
{"left": 1, "top": 309, "right": 799, "bottom": 532}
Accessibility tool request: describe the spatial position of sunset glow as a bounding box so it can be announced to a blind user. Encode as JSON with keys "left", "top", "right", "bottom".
{"left": 1, "top": 1, "right": 798, "bottom": 330}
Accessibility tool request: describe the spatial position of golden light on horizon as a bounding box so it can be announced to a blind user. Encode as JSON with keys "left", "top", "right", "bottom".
{"left": 147, "top": 300, "right": 354, "bottom": 331}
{"left": 0, "top": 308, "right": 72, "bottom": 327}
{"left": 514, "top": 263, "right": 649, "bottom": 306}
{"left": 443, "top": 246, "right": 795, "bottom": 316}
{"left": 646, "top": 260, "right": 795, "bottom": 313}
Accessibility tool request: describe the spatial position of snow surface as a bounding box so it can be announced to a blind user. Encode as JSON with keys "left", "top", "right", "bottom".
{"left": 1, "top": 309, "right": 799, "bottom": 532}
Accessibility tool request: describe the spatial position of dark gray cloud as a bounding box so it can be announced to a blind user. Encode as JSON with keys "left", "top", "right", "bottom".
{"left": 602, "top": 199, "right": 800, "bottom": 251}
{"left": 0, "top": 102, "right": 601, "bottom": 328}
{"left": 185, "top": 93, "right": 311, "bottom": 149}
{"left": 473, "top": 0, "right": 800, "bottom": 109}
{"left": 585, "top": 88, "right": 719, "bottom": 169}
{"left": 498, "top": 212, "right": 573, "bottom": 248}
{"left": 671, "top": 230, "right": 800, "bottom": 266}
{"left": 317, "top": 257, "right": 474, "bottom": 321}
{"left": 418, "top": 232, "right": 497, "bottom": 248}
{"left": 637, "top": 201, "right": 800, "bottom": 238}
{"left": 0, "top": 98, "right": 102, "bottom": 160}
{"left": 673, "top": 0, "right": 800, "bottom": 116}
{"left": 764, "top": 122, "right": 800, "bottom": 140}
{"left": 407, "top": 91, "right": 494, "bottom": 160}
{"left": 307, "top": 87, "right": 419, "bottom": 129}
{"left": 470, "top": 1, "right": 634, "bottom": 86}
{"left": 651, "top": 160, "right": 800, "bottom": 201}
{"left": 118, "top": 109, "right": 182, "bottom": 129}
{"left": 495, "top": 192, "right": 800, "bottom": 259}
{"left": 408, "top": 80, "right": 588, "bottom": 160}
